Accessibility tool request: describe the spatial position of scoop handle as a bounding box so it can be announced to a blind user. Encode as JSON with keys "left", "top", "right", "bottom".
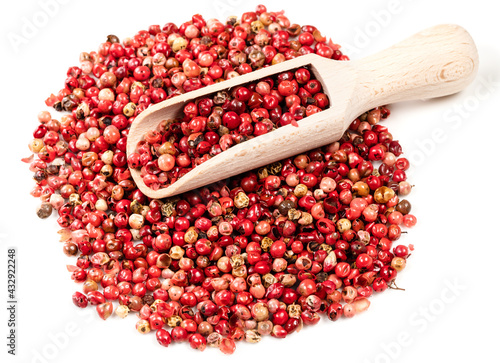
{"left": 351, "top": 24, "right": 479, "bottom": 110}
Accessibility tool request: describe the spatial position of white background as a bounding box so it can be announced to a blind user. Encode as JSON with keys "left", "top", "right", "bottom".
{"left": 1, "top": 0, "right": 499, "bottom": 362}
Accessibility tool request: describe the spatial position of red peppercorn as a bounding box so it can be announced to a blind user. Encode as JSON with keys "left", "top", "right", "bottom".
{"left": 72, "top": 292, "right": 88, "bottom": 308}
{"left": 156, "top": 329, "right": 172, "bottom": 347}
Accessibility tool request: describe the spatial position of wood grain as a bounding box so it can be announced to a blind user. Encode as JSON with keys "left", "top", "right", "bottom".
{"left": 126, "top": 24, "right": 478, "bottom": 199}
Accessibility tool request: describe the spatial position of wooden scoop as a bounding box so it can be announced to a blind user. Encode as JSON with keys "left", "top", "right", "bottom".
{"left": 127, "top": 24, "right": 478, "bottom": 199}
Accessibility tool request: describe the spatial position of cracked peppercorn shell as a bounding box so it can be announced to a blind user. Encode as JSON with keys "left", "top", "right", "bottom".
{"left": 374, "top": 186, "right": 396, "bottom": 204}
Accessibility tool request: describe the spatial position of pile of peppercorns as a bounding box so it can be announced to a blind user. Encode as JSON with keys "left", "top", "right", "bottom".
{"left": 130, "top": 65, "right": 330, "bottom": 190}
{"left": 26, "top": 5, "right": 415, "bottom": 354}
